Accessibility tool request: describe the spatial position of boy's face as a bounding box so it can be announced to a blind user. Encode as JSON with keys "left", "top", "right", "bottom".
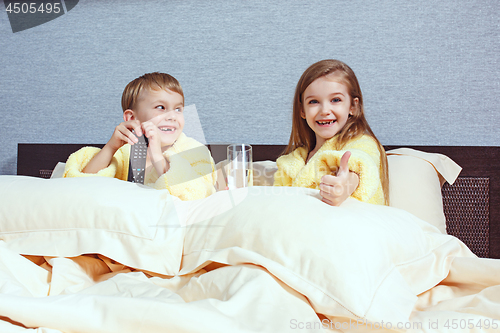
{"left": 130, "top": 88, "right": 185, "bottom": 148}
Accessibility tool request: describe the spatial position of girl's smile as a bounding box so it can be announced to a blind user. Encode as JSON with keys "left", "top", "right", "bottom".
{"left": 316, "top": 119, "right": 336, "bottom": 126}
{"left": 301, "top": 75, "right": 356, "bottom": 150}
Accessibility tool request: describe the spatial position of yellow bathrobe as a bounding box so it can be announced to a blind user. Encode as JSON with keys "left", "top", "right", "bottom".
{"left": 63, "top": 133, "right": 216, "bottom": 201}
{"left": 274, "top": 134, "right": 384, "bottom": 205}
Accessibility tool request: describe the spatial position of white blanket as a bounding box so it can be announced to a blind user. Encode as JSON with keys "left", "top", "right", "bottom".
{"left": 0, "top": 176, "right": 499, "bottom": 332}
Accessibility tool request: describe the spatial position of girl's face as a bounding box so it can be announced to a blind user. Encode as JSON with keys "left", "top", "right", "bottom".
{"left": 301, "top": 76, "right": 357, "bottom": 149}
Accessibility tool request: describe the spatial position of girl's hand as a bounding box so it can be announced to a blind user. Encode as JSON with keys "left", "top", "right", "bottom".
{"left": 319, "top": 151, "right": 359, "bottom": 206}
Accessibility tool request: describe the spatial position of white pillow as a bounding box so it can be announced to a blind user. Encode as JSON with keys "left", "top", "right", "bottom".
{"left": 179, "top": 186, "right": 475, "bottom": 325}
{"left": 0, "top": 176, "right": 185, "bottom": 276}
{"left": 386, "top": 148, "right": 461, "bottom": 234}
{"left": 215, "top": 160, "right": 278, "bottom": 188}
{"left": 252, "top": 160, "right": 278, "bottom": 186}
{"left": 50, "top": 162, "right": 66, "bottom": 178}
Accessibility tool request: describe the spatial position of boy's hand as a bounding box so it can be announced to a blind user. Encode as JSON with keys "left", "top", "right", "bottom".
{"left": 142, "top": 117, "right": 169, "bottom": 175}
{"left": 106, "top": 120, "right": 143, "bottom": 152}
{"left": 319, "top": 151, "right": 359, "bottom": 206}
{"left": 142, "top": 120, "right": 163, "bottom": 155}
{"left": 83, "top": 120, "right": 142, "bottom": 174}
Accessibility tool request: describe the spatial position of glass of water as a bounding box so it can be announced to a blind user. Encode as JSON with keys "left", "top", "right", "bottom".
{"left": 227, "top": 144, "right": 253, "bottom": 189}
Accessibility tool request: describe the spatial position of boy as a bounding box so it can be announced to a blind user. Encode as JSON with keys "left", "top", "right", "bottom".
{"left": 64, "top": 72, "right": 217, "bottom": 201}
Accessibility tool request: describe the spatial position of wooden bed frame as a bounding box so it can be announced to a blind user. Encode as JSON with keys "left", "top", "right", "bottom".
{"left": 17, "top": 143, "right": 500, "bottom": 259}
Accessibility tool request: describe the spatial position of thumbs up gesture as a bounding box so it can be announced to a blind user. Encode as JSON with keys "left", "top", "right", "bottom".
{"left": 319, "top": 151, "right": 360, "bottom": 206}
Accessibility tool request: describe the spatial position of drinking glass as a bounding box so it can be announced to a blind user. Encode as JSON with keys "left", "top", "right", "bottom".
{"left": 227, "top": 144, "right": 253, "bottom": 189}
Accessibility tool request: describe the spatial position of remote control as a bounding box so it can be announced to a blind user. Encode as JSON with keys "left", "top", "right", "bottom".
{"left": 127, "top": 134, "right": 149, "bottom": 184}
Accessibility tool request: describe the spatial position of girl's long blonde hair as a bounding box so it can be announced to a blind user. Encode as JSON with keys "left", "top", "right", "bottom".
{"left": 284, "top": 59, "right": 389, "bottom": 205}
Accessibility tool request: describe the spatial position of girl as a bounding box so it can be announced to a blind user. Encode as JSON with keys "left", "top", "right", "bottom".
{"left": 273, "top": 59, "right": 389, "bottom": 206}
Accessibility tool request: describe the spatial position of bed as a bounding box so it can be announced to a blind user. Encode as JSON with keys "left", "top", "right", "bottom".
{"left": 1, "top": 143, "right": 499, "bottom": 332}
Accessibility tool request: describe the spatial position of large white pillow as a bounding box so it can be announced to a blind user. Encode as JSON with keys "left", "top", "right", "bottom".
{"left": 0, "top": 176, "right": 185, "bottom": 276}
{"left": 386, "top": 148, "right": 461, "bottom": 234}
{"left": 179, "top": 186, "right": 475, "bottom": 325}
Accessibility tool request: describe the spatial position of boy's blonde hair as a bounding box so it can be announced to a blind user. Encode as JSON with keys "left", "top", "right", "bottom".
{"left": 121, "top": 72, "right": 184, "bottom": 111}
{"left": 285, "top": 59, "right": 389, "bottom": 205}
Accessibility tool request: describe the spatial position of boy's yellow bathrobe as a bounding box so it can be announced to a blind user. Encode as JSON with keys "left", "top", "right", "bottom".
{"left": 64, "top": 133, "right": 216, "bottom": 201}
{"left": 273, "top": 134, "right": 384, "bottom": 205}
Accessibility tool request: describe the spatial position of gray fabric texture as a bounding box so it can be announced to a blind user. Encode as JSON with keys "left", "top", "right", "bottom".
{"left": 0, "top": 0, "right": 498, "bottom": 175}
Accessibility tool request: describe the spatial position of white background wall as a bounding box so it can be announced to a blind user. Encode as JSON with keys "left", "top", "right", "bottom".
{"left": 0, "top": 0, "right": 498, "bottom": 175}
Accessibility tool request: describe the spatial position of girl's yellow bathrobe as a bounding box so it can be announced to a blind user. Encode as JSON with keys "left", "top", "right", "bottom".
{"left": 273, "top": 134, "right": 384, "bottom": 205}
{"left": 64, "top": 133, "right": 216, "bottom": 201}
